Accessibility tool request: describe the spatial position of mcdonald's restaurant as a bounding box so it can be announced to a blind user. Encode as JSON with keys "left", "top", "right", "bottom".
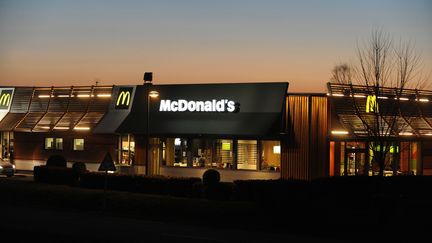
{"left": 0, "top": 82, "right": 431, "bottom": 181}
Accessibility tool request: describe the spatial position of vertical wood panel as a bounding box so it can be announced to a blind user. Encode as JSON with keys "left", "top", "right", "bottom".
{"left": 281, "top": 95, "right": 328, "bottom": 180}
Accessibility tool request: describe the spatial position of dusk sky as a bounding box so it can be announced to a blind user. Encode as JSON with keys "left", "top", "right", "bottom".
{"left": 0, "top": 0, "right": 431, "bottom": 92}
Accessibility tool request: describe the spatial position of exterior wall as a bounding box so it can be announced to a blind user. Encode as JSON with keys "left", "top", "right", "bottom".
{"left": 13, "top": 131, "right": 117, "bottom": 169}
{"left": 281, "top": 95, "right": 329, "bottom": 180}
{"left": 422, "top": 141, "right": 432, "bottom": 175}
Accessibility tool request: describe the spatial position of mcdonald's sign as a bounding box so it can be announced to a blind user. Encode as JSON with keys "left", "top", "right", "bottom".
{"left": 366, "top": 95, "right": 379, "bottom": 113}
{"left": 115, "top": 87, "right": 133, "bottom": 109}
{"left": 0, "top": 88, "right": 14, "bottom": 110}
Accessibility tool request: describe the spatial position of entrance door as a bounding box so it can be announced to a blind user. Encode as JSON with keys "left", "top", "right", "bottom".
{"left": 345, "top": 149, "right": 367, "bottom": 176}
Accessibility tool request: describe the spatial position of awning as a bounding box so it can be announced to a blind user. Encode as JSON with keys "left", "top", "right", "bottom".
{"left": 117, "top": 82, "right": 288, "bottom": 138}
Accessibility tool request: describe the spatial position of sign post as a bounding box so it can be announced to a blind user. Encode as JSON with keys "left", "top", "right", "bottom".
{"left": 98, "top": 152, "right": 116, "bottom": 211}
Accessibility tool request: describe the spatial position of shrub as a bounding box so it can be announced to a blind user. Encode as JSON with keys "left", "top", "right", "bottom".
{"left": 202, "top": 169, "right": 220, "bottom": 187}
{"left": 46, "top": 154, "right": 67, "bottom": 167}
{"left": 33, "top": 165, "right": 78, "bottom": 185}
{"left": 72, "top": 162, "right": 87, "bottom": 174}
{"left": 203, "top": 182, "right": 234, "bottom": 201}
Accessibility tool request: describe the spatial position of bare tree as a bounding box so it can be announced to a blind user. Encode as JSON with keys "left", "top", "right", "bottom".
{"left": 330, "top": 29, "right": 427, "bottom": 176}
{"left": 331, "top": 64, "right": 352, "bottom": 84}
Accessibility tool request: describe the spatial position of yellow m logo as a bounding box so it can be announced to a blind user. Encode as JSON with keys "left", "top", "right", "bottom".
{"left": 366, "top": 95, "right": 378, "bottom": 113}
{"left": 0, "top": 93, "right": 11, "bottom": 106}
{"left": 116, "top": 91, "right": 131, "bottom": 106}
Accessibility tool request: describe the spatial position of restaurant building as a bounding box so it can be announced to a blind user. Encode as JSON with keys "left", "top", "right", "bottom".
{"left": 0, "top": 82, "right": 431, "bottom": 181}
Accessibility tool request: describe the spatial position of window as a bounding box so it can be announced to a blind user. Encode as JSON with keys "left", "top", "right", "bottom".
{"left": 45, "top": 137, "right": 63, "bottom": 150}
{"left": 237, "top": 140, "right": 257, "bottom": 170}
{"left": 261, "top": 140, "right": 281, "bottom": 171}
{"left": 45, "top": 138, "right": 54, "bottom": 149}
{"left": 55, "top": 138, "right": 63, "bottom": 150}
{"left": 73, "top": 138, "right": 84, "bottom": 151}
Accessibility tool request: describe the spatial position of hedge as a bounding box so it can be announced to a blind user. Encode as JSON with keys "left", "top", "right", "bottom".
{"left": 33, "top": 165, "right": 79, "bottom": 186}
{"left": 79, "top": 172, "right": 202, "bottom": 198}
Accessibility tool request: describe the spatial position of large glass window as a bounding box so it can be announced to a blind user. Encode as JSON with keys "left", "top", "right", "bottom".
{"left": 162, "top": 138, "right": 281, "bottom": 171}
{"left": 119, "top": 134, "right": 134, "bottom": 165}
{"left": 261, "top": 140, "right": 281, "bottom": 171}
{"left": 73, "top": 138, "right": 84, "bottom": 151}
{"left": 55, "top": 138, "right": 63, "bottom": 150}
{"left": 237, "top": 140, "right": 257, "bottom": 170}
{"left": 216, "top": 139, "right": 233, "bottom": 169}
{"left": 45, "top": 137, "right": 63, "bottom": 150}
{"left": 45, "top": 138, "right": 54, "bottom": 149}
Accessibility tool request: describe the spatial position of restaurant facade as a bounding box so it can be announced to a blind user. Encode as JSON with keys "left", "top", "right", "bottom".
{"left": 0, "top": 82, "right": 431, "bottom": 181}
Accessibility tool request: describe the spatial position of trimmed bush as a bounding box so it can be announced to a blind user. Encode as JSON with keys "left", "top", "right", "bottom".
{"left": 46, "top": 154, "right": 67, "bottom": 167}
{"left": 72, "top": 162, "right": 87, "bottom": 174}
{"left": 33, "top": 165, "right": 79, "bottom": 185}
{"left": 202, "top": 169, "right": 220, "bottom": 187}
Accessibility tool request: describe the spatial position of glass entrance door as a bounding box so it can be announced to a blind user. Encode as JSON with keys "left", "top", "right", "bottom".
{"left": 345, "top": 149, "right": 366, "bottom": 176}
{"left": 343, "top": 142, "right": 367, "bottom": 176}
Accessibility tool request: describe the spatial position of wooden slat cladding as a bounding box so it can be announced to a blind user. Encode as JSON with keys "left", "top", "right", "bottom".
{"left": 14, "top": 131, "right": 117, "bottom": 164}
{"left": 281, "top": 95, "right": 328, "bottom": 180}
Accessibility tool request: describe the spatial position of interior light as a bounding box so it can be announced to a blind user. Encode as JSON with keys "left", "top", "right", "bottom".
{"left": 57, "top": 95, "right": 71, "bottom": 98}
{"left": 418, "top": 98, "right": 429, "bottom": 102}
{"left": 332, "top": 93, "right": 344, "bottom": 97}
{"left": 273, "top": 145, "right": 281, "bottom": 154}
{"left": 399, "top": 97, "right": 409, "bottom": 101}
{"left": 331, "top": 130, "right": 349, "bottom": 135}
{"left": 425, "top": 133, "right": 432, "bottom": 136}
{"left": 353, "top": 95, "right": 366, "bottom": 98}
{"left": 377, "top": 96, "right": 389, "bottom": 99}
{"left": 39, "top": 126, "right": 51, "bottom": 130}
{"left": 38, "top": 95, "right": 51, "bottom": 98}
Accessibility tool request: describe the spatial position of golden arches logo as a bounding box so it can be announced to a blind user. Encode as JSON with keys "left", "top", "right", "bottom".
{"left": 116, "top": 91, "right": 131, "bottom": 106}
{"left": 366, "top": 95, "right": 378, "bottom": 113}
{"left": 0, "top": 93, "right": 10, "bottom": 106}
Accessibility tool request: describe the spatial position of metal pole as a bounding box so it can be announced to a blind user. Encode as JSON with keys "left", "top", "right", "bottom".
{"left": 145, "top": 92, "right": 149, "bottom": 176}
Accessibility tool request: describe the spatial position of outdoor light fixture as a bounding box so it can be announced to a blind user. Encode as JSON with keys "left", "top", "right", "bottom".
{"left": 331, "top": 130, "right": 349, "bottom": 135}
{"left": 74, "top": 127, "right": 90, "bottom": 131}
{"left": 144, "top": 72, "right": 153, "bottom": 83}
{"left": 54, "top": 126, "right": 69, "bottom": 130}
{"left": 97, "top": 94, "right": 112, "bottom": 97}
{"left": 149, "top": 90, "right": 159, "bottom": 98}
{"left": 399, "top": 132, "right": 413, "bottom": 136}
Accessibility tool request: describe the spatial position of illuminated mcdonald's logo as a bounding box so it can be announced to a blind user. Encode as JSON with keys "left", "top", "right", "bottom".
{"left": 115, "top": 87, "right": 133, "bottom": 109}
{"left": 366, "top": 95, "right": 379, "bottom": 113}
{"left": 0, "top": 89, "right": 13, "bottom": 110}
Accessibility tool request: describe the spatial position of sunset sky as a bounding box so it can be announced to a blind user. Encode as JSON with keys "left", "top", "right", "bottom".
{"left": 0, "top": 0, "right": 431, "bottom": 92}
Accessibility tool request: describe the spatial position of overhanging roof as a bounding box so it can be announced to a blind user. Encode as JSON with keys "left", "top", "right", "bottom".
{"left": 328, "top": 82, "right": 432, "bottom": 139}
{"left": 0, "top": 86, "right": 112, "bottom": 132}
